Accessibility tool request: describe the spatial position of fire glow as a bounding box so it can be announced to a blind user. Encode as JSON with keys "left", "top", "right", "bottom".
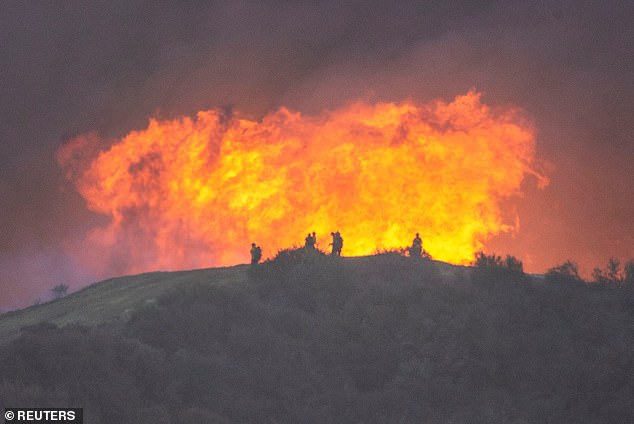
{"left": 57, "top": 91, "right": 547, "bottom": 275}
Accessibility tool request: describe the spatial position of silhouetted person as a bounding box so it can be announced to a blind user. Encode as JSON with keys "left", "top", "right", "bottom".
{"left": 305, "top": 233, "right": 315, "bottom": 249}
{"left": 329, "top": 232, "right": 338, "bottom": 255}
{"left": 329, "top": 231, "right": 343, "bottom": 256}
{"left": 250, "top": 242, "right": 262, "bottom": 265}
{"left": 334, "top": 231, "right": 343, "bottom": 256}
{"left": 305, "top": 231, "right": 317, "bottom": 249}
{"left": 409, "top": 233, "right": 422, "bottom": 258}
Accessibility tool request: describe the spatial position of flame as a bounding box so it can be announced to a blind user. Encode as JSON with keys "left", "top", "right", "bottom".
{"left": 57, "top": 91, "right": 547, "bottom": 275}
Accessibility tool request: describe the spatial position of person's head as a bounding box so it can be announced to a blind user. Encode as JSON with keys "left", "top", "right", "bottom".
{"left": 252, "top": 242, "right": 256, "bottom": 247}
{"left": 416, "top": 233, "right": 419, "bottom": 237}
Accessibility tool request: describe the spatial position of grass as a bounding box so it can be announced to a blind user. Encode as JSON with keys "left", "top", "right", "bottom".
{"left": 0, "top": 264, "right": 249, "bottom": 343}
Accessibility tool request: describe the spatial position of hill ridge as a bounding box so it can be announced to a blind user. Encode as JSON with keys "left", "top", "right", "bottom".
{"left": 0, "top": 264, "right": 250, "bottom": 343}
{"left": 0, "top": 255, "right": 465, "bottom": 343}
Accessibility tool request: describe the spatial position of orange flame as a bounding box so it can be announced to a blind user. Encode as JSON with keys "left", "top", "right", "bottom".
{"left": 57, "top": 91, "right": 547, "bottom": 275}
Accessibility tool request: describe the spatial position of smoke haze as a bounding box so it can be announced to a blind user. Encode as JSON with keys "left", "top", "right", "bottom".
{"left": 1, "top": 1, "right": 633, "bottom": 309}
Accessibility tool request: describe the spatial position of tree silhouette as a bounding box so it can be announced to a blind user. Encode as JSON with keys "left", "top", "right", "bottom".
{"left": 625, "top": 260, "right": 634, "bottom": 285}
{"left": 545, "top": 260, "right": 584, "bottom": 285}
{"left": 593, "top": 258, "right": 634, "bottom": 287}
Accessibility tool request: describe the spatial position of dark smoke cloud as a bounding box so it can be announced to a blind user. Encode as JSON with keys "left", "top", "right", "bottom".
{"left": 1, "top": 0, "right": 633, "bottom": 309}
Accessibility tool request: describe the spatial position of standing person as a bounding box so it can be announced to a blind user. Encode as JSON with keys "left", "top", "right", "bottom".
{"left": 305, "top": 232, "right": 315, "bottom": 249}
{"left": 329, "top": 232, "right": 337, "bottom": 255}
{"left": 409, "top": 233, "right": 422, "bottom": 258}
{"left": 334, "top": 231, "right": 343, "bottom": 256}
{"left": 250, "top": 242, "right": 262, "bottom": 265}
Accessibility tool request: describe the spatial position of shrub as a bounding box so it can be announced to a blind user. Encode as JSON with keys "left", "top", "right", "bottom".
{"left": 471, "top": 252, "right": 525, "bottom": 286}
{"left": 545, "top": 260, "right": 585, "bottom": 286}
{"left": 591, "top": 258, "right": 634, "bottom": 287}
{"left": 249, "top": 247, "right": 326, "bottom": 283}
{"left": 51, "top": 284, "right": 69, "bottom": 299}
{"left": 625, "top": 260, "right": 634, "bottom": 286}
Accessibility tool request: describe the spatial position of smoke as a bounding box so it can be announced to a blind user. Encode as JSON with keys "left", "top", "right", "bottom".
{"left": 1, "top": 0, "right": 633, "bottom": 309}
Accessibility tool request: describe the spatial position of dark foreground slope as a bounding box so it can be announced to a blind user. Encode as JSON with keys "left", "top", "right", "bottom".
{"left": 1, "top": 251, "right": 633, "bottom": 423}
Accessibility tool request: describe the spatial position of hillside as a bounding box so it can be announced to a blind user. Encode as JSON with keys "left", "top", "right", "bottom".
{"left": 0, "top": 256, "right": 464, "bottom": 343}
{"left": 1, "top": 250, "right": 633, "bottom": 423}
{"left": 0, "top": 265, "right": 249, "bottom": 343}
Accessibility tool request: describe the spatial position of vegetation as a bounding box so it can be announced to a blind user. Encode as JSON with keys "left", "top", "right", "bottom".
{"left": 545, "top": 260, "right": 585, "bottom": 286}
{"left": 1, "top": 250, "right": 634, "bottom": 423}
{"left": 50, "top": 284, "right": 69, "bottom": 300}
{"left": 471, "top": 251, "right": 527, "bottom": 287}
{"left": 592, "top": 258, "right": 634, "bottom": 287}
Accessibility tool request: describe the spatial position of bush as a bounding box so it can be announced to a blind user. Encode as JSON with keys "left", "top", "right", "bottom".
{"left": 248, "top": 247, "right": 326, "bottom": 283}
{"left": 51, "top": 284, "right": 69, "bottom": 299}
{"left": 592, "top": 258, "right": 634, "bottom": 288}
{"left": 471, "top": 252, "right": 526, "bottom": 286}
{"left": 625, "top": 260, "right": 634, "bottom": 286}
{"left": 545, "top": 260, "right": 585, "bottom": 286}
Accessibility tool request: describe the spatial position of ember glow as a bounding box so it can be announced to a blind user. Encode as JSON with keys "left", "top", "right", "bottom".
{"left": 57, "top": 91, "right": 546, "bottom": 275}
